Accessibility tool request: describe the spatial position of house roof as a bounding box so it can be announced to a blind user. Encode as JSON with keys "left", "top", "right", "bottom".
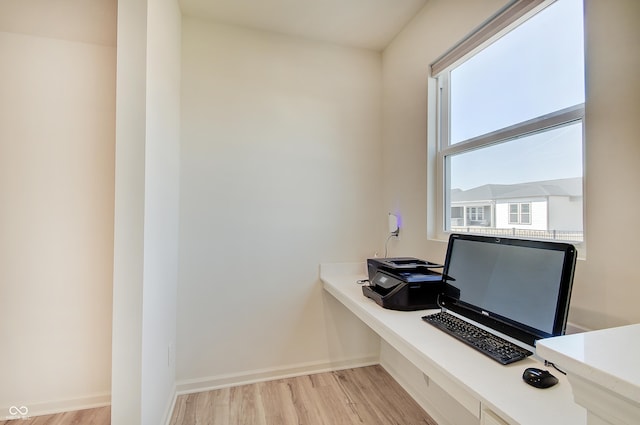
{"left": 451, "top": 177, "right": 582, "bottom": 203}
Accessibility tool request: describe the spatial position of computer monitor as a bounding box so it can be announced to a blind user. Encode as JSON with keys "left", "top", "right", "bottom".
{"left": 439, "top": 233, "right": 577, "bottom": 347}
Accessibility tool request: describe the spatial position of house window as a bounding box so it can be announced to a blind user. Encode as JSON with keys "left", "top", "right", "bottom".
{"left": 509, "top": 203, "right": 531, "bottom": 225}
{"left": 520, "top": 203, "right": 531, "bottom": 225}
{"left": 467, "top": 207, "right": 484, "bottom": 222}
{"left": 509, "top": 204, "right": 519, "bottom": 224}
{"left": 451, "top": 206, "right": 464, "bottom": 226}
{"left": 432, "top": 0, "right": 584, "bottom": 243}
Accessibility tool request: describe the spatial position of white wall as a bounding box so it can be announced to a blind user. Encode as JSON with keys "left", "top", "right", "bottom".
{"left": 111, "top": 0, "right": 147, "bottom": 420}
{"left": 381, "top": 0, "right": 508, "bottom": 258}
{"left": 177, "top": 18, "right": 383, "bottom": 387}
{"left": 495, "top": 199, "right": 547, "bottom": 230}
{"left": 381, "top": 0, "right": 640, "bottom": 329}
{"left": 576, "top": 0, "right": 640, "bottom": 328}
{"left": 548, "top": 196, "right": 583, "bottom": 232}
{"left": 141, "top": 0, "right": 182, "bottom": 424}
{"left": 0, "top": 26, "right": 115, "bottom": 418}
{"left": 112, "top": 0, "right": 182, "bottom": 424}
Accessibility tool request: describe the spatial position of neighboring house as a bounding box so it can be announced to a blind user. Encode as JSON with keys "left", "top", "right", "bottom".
{"left": 451, "top": 177, "right": 583, "bottom": 240}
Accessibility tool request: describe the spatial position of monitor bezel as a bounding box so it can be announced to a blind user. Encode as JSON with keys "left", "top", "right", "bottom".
{"left": 438, "top": 233, "right": 577, "bottom": 347}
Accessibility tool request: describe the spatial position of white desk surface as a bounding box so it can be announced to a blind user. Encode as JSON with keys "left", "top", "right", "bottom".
{"left": 537, "top": 323, "right": 640, "bottom": 404}
{"left": 321, "top": 263, "right": 586, "bottom": 425}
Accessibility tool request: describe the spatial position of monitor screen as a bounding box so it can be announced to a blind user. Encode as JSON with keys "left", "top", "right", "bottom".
{"left": 439, "top": 234, "right": 577, "bottom": 347}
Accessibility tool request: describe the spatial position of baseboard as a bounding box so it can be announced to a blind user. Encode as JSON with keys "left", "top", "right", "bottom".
{"left": 175, "top": 355, "right": 379, "bottom": 396}
{"left": 1, "top": 392, "right": 111, "bottom": 420}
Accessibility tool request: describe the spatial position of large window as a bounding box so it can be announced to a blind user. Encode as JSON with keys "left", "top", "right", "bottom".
{"left": 509, "top": 203, "right": 531, "bottom": 225}
{"left": 433, "top": 0, "right": 585, "bottom": 244}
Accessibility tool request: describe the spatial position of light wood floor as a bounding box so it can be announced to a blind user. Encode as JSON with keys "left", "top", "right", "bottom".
{"left": 0, "top": 406, "right": 110, "bottom": 425}
{"left": 1, "top": 366, "right": 436, "bottom": 425}
{"left": 170, "top": 365, "right": 437, "bottom": 425}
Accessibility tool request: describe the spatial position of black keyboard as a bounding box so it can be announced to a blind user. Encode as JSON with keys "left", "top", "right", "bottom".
{"left": 422, "top": 312, "right": 533, "bottom": 365}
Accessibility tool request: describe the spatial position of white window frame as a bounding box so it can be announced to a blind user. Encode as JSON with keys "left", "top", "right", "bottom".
{"left": 431, "top": 0, "right": 585, "bottom": 243}
{"left": 509, "top": 203, "right": 520, "bottom": 224}
{"left": 467, "top": 206, "right": 485, "bottom": 222}
{"left": 520, "top": 203, "right": 531, "bottom": 225}
{"left": 508, "top": 202, "right": 532, "bottom": 225}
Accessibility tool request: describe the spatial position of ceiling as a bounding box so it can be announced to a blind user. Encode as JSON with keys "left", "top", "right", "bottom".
{"left": 0, "top": 0, "right": 427, "bottom": 51}
{"left": 178, "top": 0, "right": 428, "bottom": 50}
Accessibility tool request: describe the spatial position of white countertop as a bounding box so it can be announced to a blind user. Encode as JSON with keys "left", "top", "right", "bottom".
{"left": 320, "top": 262, "right": 586, "bottom": 425}
{"left": 536, "top": 323, "right": 640, "bottom": 404}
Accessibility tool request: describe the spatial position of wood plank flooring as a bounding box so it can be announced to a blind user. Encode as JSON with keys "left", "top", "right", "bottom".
{"left": 1, "top": 366, "right": 436, "bottom": 425}
{"left": 0, "top": 406, "right": 109, "bottom": 425}
{"left": 170, "top": 365, "right": 437, "bottom": 425}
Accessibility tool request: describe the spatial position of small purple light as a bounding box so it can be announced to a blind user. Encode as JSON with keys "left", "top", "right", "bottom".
{"left": 395, "top": 212, "right": 402, "bottom": 229}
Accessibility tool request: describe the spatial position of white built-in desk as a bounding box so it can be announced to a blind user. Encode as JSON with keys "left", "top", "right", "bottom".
{"left": 537, "top": 324, "right": 640, "bottom": 425}
{"left": 321, "top": 263, "right": 586, "bottom": 425}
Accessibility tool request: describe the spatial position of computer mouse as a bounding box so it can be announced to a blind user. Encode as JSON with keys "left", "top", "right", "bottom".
{"left": 522, "top": 367, "right": 558, "bottom": 389}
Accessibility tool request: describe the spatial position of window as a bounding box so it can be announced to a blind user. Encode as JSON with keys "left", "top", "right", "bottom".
{"left": 451, "top": 206, "right": 464, "bottom": 226}
{"left": 509, "top": 203, "right": 531, "bottom": 225}
{"left": 520, "top": 203, "right": 531, "bottom": 225}
{"left": 433, "top": 0, "right": 585, "bottom": 244}
{"left": 467, "top": 207, "right": 484, "bottom": 222}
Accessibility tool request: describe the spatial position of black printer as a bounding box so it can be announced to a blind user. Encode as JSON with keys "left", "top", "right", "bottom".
{"left": 362, "top": 257, "right": 445, "bottom": 311}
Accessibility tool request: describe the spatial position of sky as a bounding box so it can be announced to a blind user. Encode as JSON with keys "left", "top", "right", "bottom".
{"left": 448, "top": 0, "right": 585, "bottom": 191}
{"left": 450, "top": 122, "right": 583, "bottom": 191}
